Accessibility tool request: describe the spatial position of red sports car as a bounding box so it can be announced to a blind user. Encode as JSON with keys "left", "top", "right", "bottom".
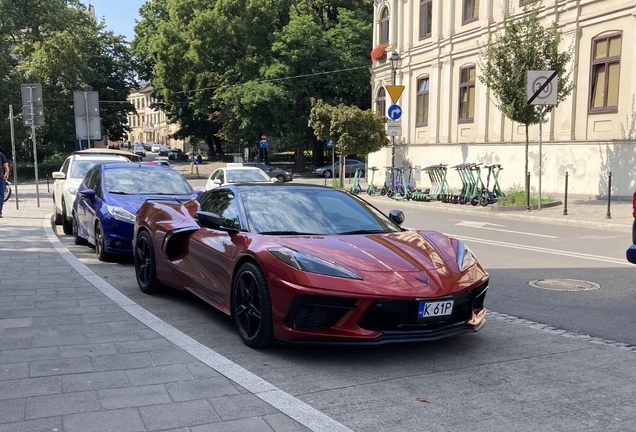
{"left": 133, "top": 184, "right": 489, "bottom": 348}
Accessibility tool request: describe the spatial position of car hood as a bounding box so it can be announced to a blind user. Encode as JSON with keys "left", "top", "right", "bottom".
{"left": 106, "top": 193, "right": 197, "bottom": 216}
{"left": 279, "top": 231, "right": 453, "bottom": 274}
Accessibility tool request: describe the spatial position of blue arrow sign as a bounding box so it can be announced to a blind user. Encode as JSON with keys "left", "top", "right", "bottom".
{"left": 387, "top": 104, "right": 402, "bottom": 121}
{"left": 326, "top": 138, "right": 333, "bottom": 149}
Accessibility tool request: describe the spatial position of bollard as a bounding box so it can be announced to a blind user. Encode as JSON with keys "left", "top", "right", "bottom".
{"left": 526, "top": 171, "right": 531, "bottom": 212}
{"left": 606, "top": 171, "right": 612, "bottom": 219}
{"left": 46, "top": 173, "right": 50, "bottom": 193}
{"left": 563, "top": 171, "right": 569, "bottom": 216}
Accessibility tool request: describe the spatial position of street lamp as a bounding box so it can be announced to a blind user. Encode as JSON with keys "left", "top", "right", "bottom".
{"left": 388, "top": 51, "right": 400, "bottom": 169}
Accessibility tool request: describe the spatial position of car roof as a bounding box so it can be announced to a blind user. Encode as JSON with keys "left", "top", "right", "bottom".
{"left": 230, "top": 183, "right": 334, "bottom": 191}
{"left": 102, "top": 162, "right": 170, "bottom": 170}
{"left": 223, "top": 166, "right": 267, "bottom": 171}
{"left": 72, "top": 154, "right": 128, "bottom": 161}
{"left": 74, "top": 148, "right": 142, "bottom": 162}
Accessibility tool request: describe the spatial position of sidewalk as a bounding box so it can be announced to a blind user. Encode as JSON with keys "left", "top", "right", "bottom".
{"left": 0, "top": 186, "right": 345, "bottom": 432}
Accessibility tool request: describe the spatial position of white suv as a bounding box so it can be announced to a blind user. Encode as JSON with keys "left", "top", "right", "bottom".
{"left": 53, "top": 153, "right": 129, "bottom": 234}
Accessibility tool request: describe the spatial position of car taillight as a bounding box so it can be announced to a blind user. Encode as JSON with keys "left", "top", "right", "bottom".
{"left": 633, "top": 192, "right": 636, "bottom": 218}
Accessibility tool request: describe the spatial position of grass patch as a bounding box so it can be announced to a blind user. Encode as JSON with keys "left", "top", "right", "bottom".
{"left": 497, "top": 184, "right": 555, "bottom": 206}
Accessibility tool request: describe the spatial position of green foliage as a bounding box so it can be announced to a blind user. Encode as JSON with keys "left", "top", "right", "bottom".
{"left": 497, "top": 183, "right": 554, "bottom": 206}
{"left": 308, "top": 98, "right": 388, "bottom": 156}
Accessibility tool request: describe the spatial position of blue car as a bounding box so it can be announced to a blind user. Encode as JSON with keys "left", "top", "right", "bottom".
{"left": 72, "top": 162, "right": 199, "bottom": 261}
{"left": 628, "top": 191, "right": 636, "bottom": 264}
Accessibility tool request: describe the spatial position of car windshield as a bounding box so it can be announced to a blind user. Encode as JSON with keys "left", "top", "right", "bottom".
{"left": 241, "top": 188, "right": 401, "bottom": 235}
{"left": 71, "top": 159, "right": 122, "bottom": 179}
{"left": 104, "top": 167, "right": 193, "bottom": 195}
{"left": 226, "top": 169, "right": 271, "bottom": 183}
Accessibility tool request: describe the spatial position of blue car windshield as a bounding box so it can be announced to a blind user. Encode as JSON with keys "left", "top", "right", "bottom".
{"left": 104, "top": 167, "right": 193, "bottom": 195}
{"left": 71, "top": 160, "right": 121, "bottom": 179}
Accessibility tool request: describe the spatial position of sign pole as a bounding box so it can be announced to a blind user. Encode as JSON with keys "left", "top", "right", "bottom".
{"left": 9, "top": 105, "right": 19, "bottom": 209}
{"left": 29, "top": 87, "right": 40, "bottom": 207}
{"left": 538, "top": 107, "right": 543, "bottom": 211}
{"left": 84, "top": 92, "right": 91, "bottom": 148}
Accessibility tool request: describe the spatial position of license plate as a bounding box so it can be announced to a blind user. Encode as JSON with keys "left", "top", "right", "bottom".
{"left": 418, "top": 300, "right": 454, "bottom": 318}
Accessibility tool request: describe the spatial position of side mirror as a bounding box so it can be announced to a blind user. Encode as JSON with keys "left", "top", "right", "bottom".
{"left": 388, "top": 210, "right": 405, "bottom": 226}
{"left": 79, "top": 189, "right": 96, "bottom": 201}
{"left": 52, "top": 171, "right": 66, "bottom": 180}
{"left": 195, "top": 211, "right": 239, "bottom": 234}
{"left": 268, "top": 168, "right": 273, "bottom": 171}
{"left": 213, "top": 179, "right": 222, "bottom": 185}
{"left": 195, "top": 190, "right": 204, "bottom": 196}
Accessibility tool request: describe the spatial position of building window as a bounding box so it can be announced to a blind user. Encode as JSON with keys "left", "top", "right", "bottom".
{"left": 416, "top": 77, "right": 429, "bottom": 126}
{"left": 462, "top": 0, "right": 479, "bottom": 24}
{"left": 459, "top": 66, "right": 476, "bottom": 122}
{"left": 380, "top": 7, "right": 389, "bottom": 45}
{"left": 590, "top": 32, "right": 621, "bottom": 112}
{"left": 142, "top": 98, "right": 145, "bottom": 108}
{"left": 419, "top": 0, "right": 432, "bottom": 39}
{"left": 519, "top": 0, "right": 534, "bottom": 6}
{"left": 376, "top": 88, "right": 386, "bottom": 117}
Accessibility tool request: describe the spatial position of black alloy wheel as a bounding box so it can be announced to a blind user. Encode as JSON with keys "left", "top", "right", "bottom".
{"left": 61, "top": 199, "right": 72, "bottom": 235}
{"left": 94, "top": 221, "right": 111, "bottom": 262}
{"left": 72, "top": 213, "right": 87, "bottom": 245}
{"left": 276, "top": 174, "right": 285, "bottom": 183}
{"left": 323, "top": 170, "right": 332, "bottom": 178}
{"left": 232, "top": 262, "right": 274, "bottom": 348}
{"left": 135, "top": 231, "right": 160, "bottom": 294}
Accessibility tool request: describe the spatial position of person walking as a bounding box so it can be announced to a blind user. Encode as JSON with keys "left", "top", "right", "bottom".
{"left": 0, "top": 149, "right": 9, "bottom": 217}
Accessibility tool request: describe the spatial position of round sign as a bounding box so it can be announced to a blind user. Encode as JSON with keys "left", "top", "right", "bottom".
{"left": 261, "top": 134, "right": 267, "bottom": 140}
{"left": 532, "top": 78, "right": 554, "bottom": 101}
{"left": 387, "top": 104, "right": 402, "bottom": 121}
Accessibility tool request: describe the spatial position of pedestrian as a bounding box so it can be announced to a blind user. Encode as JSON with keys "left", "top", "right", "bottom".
{"left": 0, "top": 148, "right": 9, "bottom": 218}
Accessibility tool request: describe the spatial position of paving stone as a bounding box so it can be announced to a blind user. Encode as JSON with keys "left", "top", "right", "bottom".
{"left": 91, "top": 352, "right": 154, "bottom": 372}
{"left": 136, "top": 329, "right": 161, "bottom": 340}
{"left": 0, "top": 301, "right": 34, "bottom": 311}
{"left": 86, "top": 332, "right": 140, "bottom": 344}
{"left": 4, "top": 325, "right": 55, "bottom": 338}
{"left": 79, "top": 298, "right": 117, "bottom": 307}
{"left": 191, "top": 417, "right": 275, "bottom": 432}
{"left": 263, "top": 413, "right": 312, "bottom": 432}
{"left": 0, "top": 318, "right": 32, "bottom": 328}
{"left": 149, "top": 349, "right": 197, "bottom": 366}
{"left": 62, "top": 371, "right": 130, "bottom": 392}
{"left": 115, "top": 338, "right": 173, "bottom": 353}
{"left": 208, "top": 393, "right": 278, "bottom": 421}
{"left": 31, "top": 315, "right": 84, "bottom": 326}
{"left": 99, "top": 304, "right": 124, "bottom": 313}
{"left": 108, "top": 320, "right": 147, "bottom": 332}
{"left": 63, "top": 408, "right": 146, "bottom": 432}
{"left": 25, "top": 390, "right": 101, "bottom": 419}
{"left": 139, "top": 399, "right": 221, "bottom": 431}
{"left": 29, "top": 357, "right": 93, "bottom": 377}
{"left": 0, "top": 347, "right": 59, "bottom": 364}
{"left": 0, "top": 362, "right": 29, "bottom": 381}
{"left": 186, "top": 362, "right": 221, "bottom": 379}
{"left": 32, "top": 333, "right": 89, "bottom": 348}
{"left": 0, "top": 376, "right": 60, "bottom": 400}
{"left": 35, "top": 300, "right": 79, "bottom": 309}
{"left": 99, "top": 384, "right": 172, "bottom": 409}
{"left": 126, "top": 364, "right": 193, "bottom": 386}
{"left": 166, "top": 377, "right": 240, "bottom": 402}
{"left": 60, "top": 343, "right": 118, "bottom": 358}
{"left": 82, "top": 312, "right": 130, "bottom": 324}
{"left": 0, "top": 398, "right": 26, "bottom": 423}
{"left": 0, "top": 417, "right": 62, "bottom": 432}
{"left": 0, "top": 337, "right": 33, "bottom": 350}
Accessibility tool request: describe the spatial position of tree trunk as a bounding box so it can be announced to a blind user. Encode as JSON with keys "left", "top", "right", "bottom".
{"left": 214, "top": 135, "right": 224, "bottom": 162}
{"left": 205, "top": 135, "right": 216, "bottom": 160}
{"left": 525, "top": 123, "right": 529, "bottom": 198}
{"left": 312, "top": 136, "right": 323, "bottom": 168}
{"left": 293, "top": 147, "right": 304, "bottom": 173}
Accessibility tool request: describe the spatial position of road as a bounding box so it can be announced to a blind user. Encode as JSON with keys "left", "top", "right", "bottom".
{"left": 51, "top": 170, "right": 636, "bottom": 431}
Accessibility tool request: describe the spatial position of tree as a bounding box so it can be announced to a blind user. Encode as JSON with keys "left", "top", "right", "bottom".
{"left": 478, "top": 0, "right": 573, "bottom": 193}
{"left": 309, "top": 98, "right": 387, "bottom": 184}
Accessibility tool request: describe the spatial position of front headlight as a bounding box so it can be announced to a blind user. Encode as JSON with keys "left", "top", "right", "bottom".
{"left": 456, "top": 241, "right": 477, "bottom": 272}
{"left": 106, "top": 205, "right": 136, "bottom": 222}
{"left": 268, "top": 247, "right": 362, "bottom": 280}
{"left": 67, "top": 188, "right": 78, "bottom": 196}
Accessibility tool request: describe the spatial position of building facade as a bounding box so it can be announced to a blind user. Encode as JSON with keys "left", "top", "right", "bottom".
{"left": 370, "top": 0, "right": 636, "bottom": 196}
{"left": 127, "top": 84, "right": 187, "bottom": 151}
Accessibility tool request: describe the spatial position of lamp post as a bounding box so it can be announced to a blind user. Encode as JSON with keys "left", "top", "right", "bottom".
{"left": 388, "top": 51, "right": 400, "bottom": 169}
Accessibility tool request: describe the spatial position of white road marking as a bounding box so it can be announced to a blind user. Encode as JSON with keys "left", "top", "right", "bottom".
{"left": 448, "top": 233, "right": 630, "bottom": 266}
{"left": 454, "top": 220, "right": 558, "bottom": 239}
{"left": 43, "top": 215, "right": 352, "bottom": 432}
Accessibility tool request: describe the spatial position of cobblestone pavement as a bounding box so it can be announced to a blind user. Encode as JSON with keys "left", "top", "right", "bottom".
{"left": 0, "top": 185, "right": 346, "bottom": 432}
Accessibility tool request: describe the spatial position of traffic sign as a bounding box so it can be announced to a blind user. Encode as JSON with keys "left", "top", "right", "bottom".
{"left": 385, "top": 85, "right": 405, "bottom": 104}
{"left": 527, "top": 70, "right": 558, "bottom": 105}
{"left": 326, "top": 138, "right": 333, "bottom": 149}
{"left": 260, "top": 140, "right": 268, "bottom": 149}
{"left": 387, "top": 104, "right": 402, "bottom": 121}
{"left": 73, "top": 91, "right": 102, "bottom": 140}
{"left": 21, "top": 84, "right": 44, "bottom": 127}
{"left": 261, "top": 134, "right": 267, "bottom": 140}
{"left": 387, "top": 126, "right": 402, "bottom": 136}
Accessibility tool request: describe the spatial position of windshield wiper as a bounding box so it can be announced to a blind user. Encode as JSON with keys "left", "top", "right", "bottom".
{"left": 108, "top": 191, "right": 129, "bottom": 194}
{"left": 336, "top": 229, "right": 388, "bottom": 235}
{"left": 259, "top": 231, "right": 315, "bottom": 235}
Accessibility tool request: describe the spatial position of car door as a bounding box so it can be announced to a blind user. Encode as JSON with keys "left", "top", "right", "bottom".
{"left": 77, "top": 167, "right": 101, "bottom": 244}
{"left": 345, "top": 159, "right": 357, "bottom": 175}
{"left": 206, "top": 169, "right": 220, "bottom": 190}
{"left": 54, "top": 158, "right": 70, "bottom": 212}
{"left": 186, "top": 189, "right": 244, "bottom": 309}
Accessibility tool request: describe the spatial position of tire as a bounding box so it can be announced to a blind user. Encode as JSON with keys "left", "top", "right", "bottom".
{"left": 480, "top": 196, "right": 489, "bottom": 207}
{"left": 72, "top": 213, "right": 88, "bottom": 245}
{"left": 276, "top": 175, "right": 285, "bottom": 183}
{"left": 61, "top": 200, "right": 72, "bottom": 235}
{"left": 4, "top": 184, "right": 11, "bottom": 202}
{"left": 94, "top": 220, "right": 111, "bottom": 262}
{"left": 134, "top": 230, "right": 160, "bottom": 294}
{"left": 232, "top": 262, "right": 275, "bottom": 348}
{"left": 53, "top": 196, "right": 63, "bottom": 225}
{"left": 323, "top": 170, "right": 332, "bottom": 179}
{"left": 380, "top": 187, "right": 386, "bottom": 196}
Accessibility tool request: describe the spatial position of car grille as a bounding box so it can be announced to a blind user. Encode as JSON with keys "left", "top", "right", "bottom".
{"left": 284, "top": 295, "right": 359, "bottom": 330}
{"left": 357, "top": 281, "right": 488, "bottom": 332}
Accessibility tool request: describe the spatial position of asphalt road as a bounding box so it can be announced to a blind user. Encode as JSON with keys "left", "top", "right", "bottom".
{"left": 51, "top": 172, "right": 636, "bottom": 431}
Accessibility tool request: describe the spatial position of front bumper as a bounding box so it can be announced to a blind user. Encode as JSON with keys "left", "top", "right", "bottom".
{"left": 628, "top": 220, "right": 636, "bottom": 264}
{"left": 102, "top": 216, "right": 134, "bottom": 254}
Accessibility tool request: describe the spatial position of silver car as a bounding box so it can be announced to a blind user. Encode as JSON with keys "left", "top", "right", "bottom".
{"left": 313, "top": 159, "right": 366, "bottom": 178}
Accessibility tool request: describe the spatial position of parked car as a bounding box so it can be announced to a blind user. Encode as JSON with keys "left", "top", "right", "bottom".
{"left": 242, "top": 162, "right": 293, "bottom": 183}
{"left": 151, "top": 143, "right": 161, "bottom": 153}
{"left": 627, "top": 191, "right": 636, "bottom": 264}
{"left": 133, "top": 145, "right": 146, "bottom": 157}
{"left": 133, "top": 184, "right": 488, "bottom": 348}
{"left": 204, "top": 166, "right": 273, "bottom": 191}
{"left": 141, "top": 160, "right": 173, "bottom": 168}
{"left": 168, "top": 149, "right": 189, "bottom": 161}
{"left": 159, "top": 146, "right": 170, "bottom": 156}
{"left": 313, "top": 159, "right": 366, "bottom": 178}
{"left": 73, "top": 163, "right": 199, "bottom": 261}
{"left": 52, "top": 152, "right": 129, "bottom": 235}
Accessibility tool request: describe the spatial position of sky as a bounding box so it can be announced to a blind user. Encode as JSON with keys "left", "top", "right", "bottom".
{"left": 88, "top": 0, "right": 147, "bottom": 42}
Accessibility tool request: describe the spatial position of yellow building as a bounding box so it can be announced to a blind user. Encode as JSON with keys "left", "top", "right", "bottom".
{"left": 370, "top": 0, "right": 636, "bottom": 196}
